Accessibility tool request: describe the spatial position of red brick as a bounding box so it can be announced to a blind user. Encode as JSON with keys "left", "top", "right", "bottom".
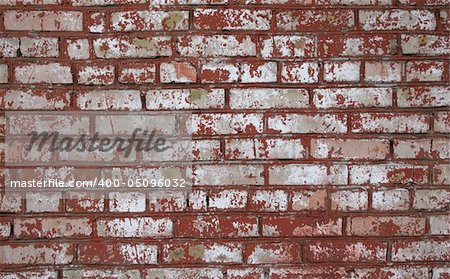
{"left": 429, "top": 215, "right": 450, "bottom": 235}
{"left": 143, "top": 268, "right": 223, "bottom": 278}
{"left": 160, "top": 62, "right": 197, "bottom": 83}
{"left": 189, "top": 113, "right": 263, "bottom": 135}
{"left": 0, "top": 65, "right": 8, "bottom": 83}
{"left": 413, "top": 189, "right": 449, "bottom": 210}
{"left": 435, "top": 112, "right": 450, "bottom": 133}
{"left": 0, "top": 218, "right": 10, "bottom": 240}
{"left": 317, "top": 0, "right": 392, "bottom": 3}
{"left": 0, "top": 243, "right": 74, "bottom": 264}
{"left": 372, "top": 188, "right": 410, "bottom": 211}
{"left": 108, "top": 192, "right": 146, "bottom": 212}
{"left": 365, "top": 61, "right": 403, "bottom": 82}
{"left": 240, "top": 0, "right": 310, "bottom": 3}
{"left": 262, "top": 216, "right": 342, "bottom": 236}
{"left": 67, "top": 39, "right": 89, "bottom": 60}
{"left": 401, "top": 35, "right": 450, "bottom": 55}
{"left": 111, "top": 11, "right": 189, "bottom": 31}
{"left": 394, "top": 139, "right": 431, "bottom": 159}
{"left": 77, "top": 64, "right": 115, "bottom": 85}
{"left": 406, "top": 61, "right": 444, "bottom": 82}
{"left": 0, "top": 270, "right": 58, "bottom": 278}
{"left": 96, "top": 217, "right": 173, "bottom": 237}
{"left": 347, "top": 216, "right": 426, "bottom": 236}
{"left": 351, "top": 113, "right": 430, "bottom": 133}
{"left": 260, "top": 35, "right": 316, "bottom": 58}
{"left": 313, "top": 87, "right": 393, "bottom": 108}
{"left": 392, "top": 240, "right": 450, "bottom": 262}
{"left": 14, "top": 218, "right": 92, "bottom": 238}
{"left": 281, "top": 62, "right": 319, "bottom": 83}
{"left": 66, "top": 192, "right": 104, "bottom": 212}
{"left": 162, "top": 242, "right": 243, "bottom": 264}
{"left": 76, "top": 90, "right": 142, "bottom": 110}
{"left": 397, "top": 86, "right": 450, "bottom": 107}
{"left": 0, "top": 37, "right": 20, "bottom": 57}
{"left": 304, "top": 241, "right": 387, "bottom": 262}
{"left": 230, "top": 88, "right": 309, "bottom": 109}
{"left": 0, "top": 193, "right": 22, "bottom": 213}
{"left": 433, "top": 164, "right": 449, "bottom": 184}
{"left": 277, "top": 10, "right": 354, "bottom": 31}
{"left": 433, "top": 267, "right": 450, "bottom": 279}
{"left": 359, "top": 10, "right": 436, "bottom": 30}
{"left": 225, "top": 138, "right": 305, "bottom": 160}
{"left": 4, "top": 11, "right": 83, "bottom": 31}
{"left": 432, "top": 139, "right": 450, "bottom": 159}
{"left": 240, "top": 61, "right": 277, "bottom": 83}
{"left": 200, "top": 61, "right": 276, "bottom": 83}
{"left": 441, "top": 9, "right": 450, "bottom": 31}
{"left": 268, "top": 113, "right": 347, "bottom": 134}
{"left": 249, "top": 190, "right": 288, "bottom": 212}
{"left": 189, "top": 190, "right": 208, "bottom": 211}
{"left": 323, "top": 61, "right": 360, "bottom": 82}
{"left": 149, "top": 191, "right": 186, "bottom": 212}
{"left": 269, "top": 164, "right": 348, "bottom": 185}
{"left": 291, "top": 189, "right": 327, "bottom": 211}
{"left": 14, "top": 63, "right": 72, "bottom": 84}
{"left": 331, "top": 189, "right": 368, "bottom": 211}
{"left": 226, "top": 268, "right": 264, "bottom": 278}
{"left": 178, "top": 216, "right": 258, "bottom": 238}
{"left": 0, "top": 89, "right": 70, "bottom": 110}
{"left": 20, "top": 37, "right": 59, "bottom": 58}
{"left": 200, "top": 61, "right": 239, "bottom": 83}
{"left": 177, "top": 35, "right": 256, "bottom": 57}
{"left": 318, "top": 34, "right": 396, "bottom": 57}
{"left": 63, "top": 269, "right": 139, "bottom": 278}
{"left": 88, "top": 12, "right": 106, "bottom": 33}
{"left": 194, "top": 165, "right": 264, "bottom": 185}
{"left": 25, "top": 192, "right": 62, "bottom": 213}
{"left": 269, "top": 267, "right": 348, "bottom": 279}
{"left": 433, "top": 157, "right": 450, "bottom": 178}
{"left": 350, "top": 267, "right": 428, "bottom": 278}
{"left": 191, "top": 140, "right": 223, "bottom": 161}
{"left": 119, "top": 63, "right": 156, "bottom": 84}
{"left": 146, "top": 88, "right": 224, "bottom": 110}
{"left": 350, "top": 164, "right": 429, "bottom": 185}
{"left": 311, "top": 138, "right": 390, "bottom": 159}
{"left": 246, "top": 242, "right": 300, "bottom": 264}
{"left": 72, "top": 0, "right": 145, "bottom": 5}
{"left": 208, "top": 189, "right": 248, "bottom": 210}
{"left": 399, "top": 0, "right": 449, "bottom": 4}
{"left": 78, "top": 243, "right": 157, "bottom": 264}
{"left": 194, "top": 9, "right": 271, "bottom": 30}
{"left": 93, "top": 37, "right": 172, "bottom": 58}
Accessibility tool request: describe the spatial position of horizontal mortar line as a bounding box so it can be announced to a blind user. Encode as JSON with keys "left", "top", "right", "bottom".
{"left": 1, "top": 30, "right": 449, "bottom": 36}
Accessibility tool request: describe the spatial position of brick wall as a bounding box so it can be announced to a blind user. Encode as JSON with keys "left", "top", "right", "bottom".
{"left": 0, "top": 0, "right": 449, "bottom": 278}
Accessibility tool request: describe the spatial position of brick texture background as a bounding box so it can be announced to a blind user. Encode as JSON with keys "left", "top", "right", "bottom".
{"left": 0, "top": 0, "right": 450, "bottom": 278}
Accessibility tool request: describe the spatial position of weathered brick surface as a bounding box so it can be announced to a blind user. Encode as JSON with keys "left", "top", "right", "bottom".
{"left": 4, "top": 11, "right": 83, "bottom": 31}
{"left": 304, "top": 241, "right": 388, "bottom": 262}
{"left": 20, "top": 37, "right": 59, "bottom": 58}
{"left": 359, "top": 10, "right": 436, "bottom": 30}
{"left": 372, "top": 188, "right": 410, "bottom": 211}
{"left": 0, "top": 0, "right": 448, "bottom": 275}
{"left": 277, "top": 10, "right": 355, "bottom": 31}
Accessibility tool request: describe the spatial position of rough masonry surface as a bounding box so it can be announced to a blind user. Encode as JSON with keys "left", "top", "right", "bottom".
{"left": 0, "top": 0, "right": 449, "bottom": 278}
